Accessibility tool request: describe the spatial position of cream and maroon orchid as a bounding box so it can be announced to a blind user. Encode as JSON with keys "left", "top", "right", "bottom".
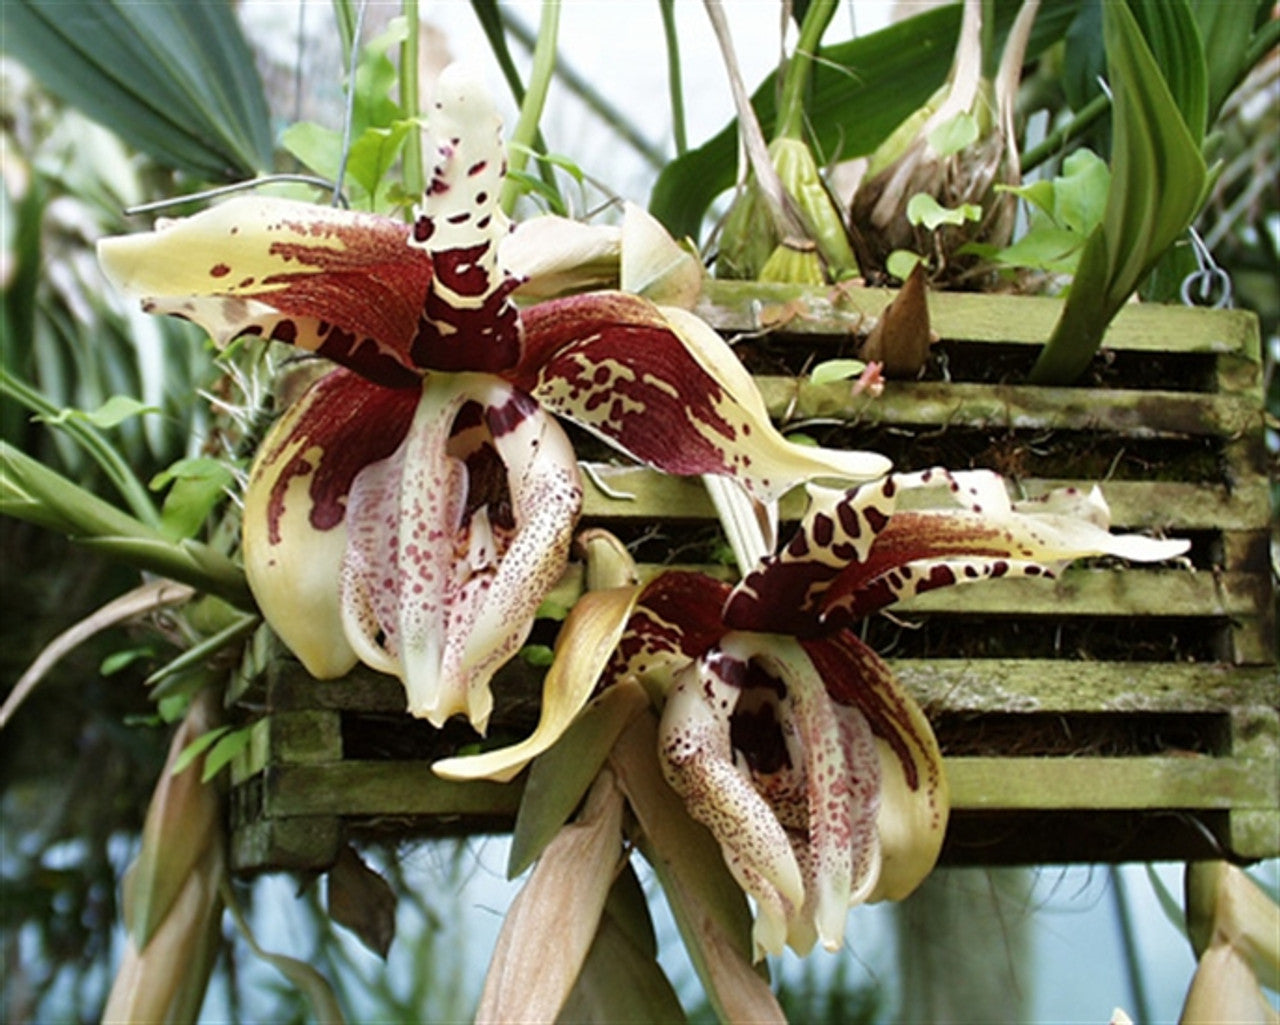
{"left": 591, "top": 469, "right": 1190, "bottom": 959}
{"left": 97, "top": 66, "right": 888, "bottom": 734}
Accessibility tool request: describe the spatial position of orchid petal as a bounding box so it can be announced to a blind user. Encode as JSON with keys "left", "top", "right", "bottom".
{"left": 407, "top": 65, "right": 522, "bottom": 373}
{"left": 432, "top": 584, "right": 642, "bottom": 783}
{"left": 502, "top": 216, "right": 622, "bottom": 300}
{"left": 340, "top": 373, "right": 582, "bottom": 729}
{"left": 728, "top": 468, "right": 1190, "bottom": 632}
{"left": 619, "top": 202, "right": 703, "bottom": 307}
{"left": 517, "top": 291, "right": 889, "bottom": 505}
{"left": 805, "top": 630, "right": 948, "bottom": 902}
{"left": 725, "top": 475, "right": 901, "bottom": 634}
{"left": 821, "top": 470, "right": 1190, "bottom": 623}
{"left": 243, "top": 368, "right": 418, "bottom": 678}
{"left": 98, "top": 196, "right": 431, "bottom": 388}
{"left": 659, "top": 655, "right": 804, "bottom": 959}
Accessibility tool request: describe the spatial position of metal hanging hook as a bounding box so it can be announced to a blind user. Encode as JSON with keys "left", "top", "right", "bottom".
{"left": 1179, "top": 227, "right": 1233, "bottom": 309}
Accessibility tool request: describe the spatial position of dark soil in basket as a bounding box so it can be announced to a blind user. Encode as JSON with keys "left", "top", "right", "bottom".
{"left": 732, "top": 332, "right": 1221, "bottom": 393}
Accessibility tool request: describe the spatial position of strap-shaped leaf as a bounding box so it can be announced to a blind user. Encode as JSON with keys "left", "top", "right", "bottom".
{"left": 1030, "top": 1, "right": 1208, "bottom": 383}
{"left": 4, "top": 0, "right": 272, "bottom": 178}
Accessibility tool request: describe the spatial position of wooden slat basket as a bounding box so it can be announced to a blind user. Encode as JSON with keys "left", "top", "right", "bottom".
{"left": 228, "top": 283, "right": 1277, "bottom": 876}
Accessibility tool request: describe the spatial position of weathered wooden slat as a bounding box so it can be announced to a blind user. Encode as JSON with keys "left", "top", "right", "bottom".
{"left": 265, "top": 763, "right": 523, "bottom": 819}
{"left": 547, "top": 562, "right": 1257, "bottom": 620}
{"left": 253, "top": 657, "right": 1276, "bottom": 719}
{"left": 892, "top": 660, "right": 1277, "bottom": 713}
{"left": 244, "top": 754, "right": 1275, "bottom": 819}
{"left": 696, "top": 280, "right": 1262, "bottom": 360}
{"left": 947, "top": 756, "right": 1275, "bottom": 811}
{"left": 579, "top": 465, "right": 1271, "bottom": 532}
{"left": 754, "top": 378, "right": 1260, "bottom": 438}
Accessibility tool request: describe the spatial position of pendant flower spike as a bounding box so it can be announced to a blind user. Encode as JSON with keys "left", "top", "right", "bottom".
{"left": 601, "top": 469, "right": 1191, "bottom": 959}
{"left": 98, "top": 66, "right": 888, "bottom": 734}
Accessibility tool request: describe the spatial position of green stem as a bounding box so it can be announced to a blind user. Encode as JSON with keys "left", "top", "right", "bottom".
{"left": 500, "top": 0, "right": 561, "bottom": 215}
{"left": 331, "top": 0, "right": 358, "bottom": 69}
{"left": 775, "top": 0, "right": 837, "bottom": 141}
{"left": 1109, "top": 866, "right": 1153, "bottom": 1025}
{"left": 1241, "top": 17, "right": 1280, "bottom": 85}
{"left": 1021, "top": 92, "right": 1110, "bottom": 173}
{"left": 1, "top": 368, "right": 162, "bottom": 530}
{"left": 501, "top": 8, "right": 665, "bottom": 170}
{"left": 659, "top": 0, "right": 687, "bottom": 156}
{"left": 400, "top": 0, "right": 423, "bottom": 198}
{"left": 1, "top": 442, "right": 253, "bottom": 608}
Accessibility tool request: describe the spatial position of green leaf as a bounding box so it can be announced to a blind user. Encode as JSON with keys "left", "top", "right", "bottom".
{"left": 519, "top": 644, "right": 556, "bottom": 669}
{"left": 986, "top": 228, "right": 1087, "bottom": 275}
{"left": 508, "top": 682, "right": 648, "bottom": 879}
{"left": 1191, "top": 0, "right": 1271, "bottom": 118}
{"left": 1126, "top": 0, "right": 1208, "bottom": 144}
{"left": 2, "top": 0, "right": 272, "bottom": 178}
{"left": 38, "top": 394, "right": 160, "bottom": 430}
{"left": 1048, "top": 148, "right": 1111, "bottom": 235}
{"left": 101, "top": 646, "right": 156, "bottom": 677}
{"left": 809, "top": 359, "right": 869, "bottom": 386}
{"left": 201, "top": 727, "right": 253, "bottom": 782}
{"left": 170, "top": 725, "right": 232, "bottom": 777}
{"left": 906, "top": 192, "right": 982, "bottom": 230}
{"left": 886, "top": 250, "right": 925, "bottom": 281}
{"left": 281, "top": 122, "right": 345, "bottom": 185}
{"left": 150, "top": 457, "right": 235, "bottom": 541}
{"left": 344, "top": 123, "right": 414, "bottom": 209}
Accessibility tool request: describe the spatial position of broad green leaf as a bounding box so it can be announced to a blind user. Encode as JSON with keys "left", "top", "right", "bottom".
{"left": 1048, "top": 148, "right": 1111, "bottom": 235}
{"left": 649, "top": 0, "right": 1080, "bottom": 241}
{"left": 987, "top": 228, "right": 1087, "bottom": 275}
{"left": 1191, "top": 0, "right": 1272, "bottom": 117}
{"left": 3, "top": 0, "right": 272, "bottom": 178}
{"left": 280, "top": 122, "right": 345, "bottom": 187}
{"left": 1126, "top": 0, "right": 1208, "bottom": 144}
{"left": 507, "top": 681, "right": 648, "bottom": 879}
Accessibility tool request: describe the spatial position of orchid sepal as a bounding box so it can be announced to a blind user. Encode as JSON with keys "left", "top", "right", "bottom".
{"left": 517, "top": 291, "right": 890, "bottom": 508}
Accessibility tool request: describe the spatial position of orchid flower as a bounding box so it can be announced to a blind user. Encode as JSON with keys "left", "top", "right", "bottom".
{"left": 619, "top": 469, "right": 1189, "bottom": 959}
{"left": 97, "top": 65, "right": 887, "bottom": 735}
